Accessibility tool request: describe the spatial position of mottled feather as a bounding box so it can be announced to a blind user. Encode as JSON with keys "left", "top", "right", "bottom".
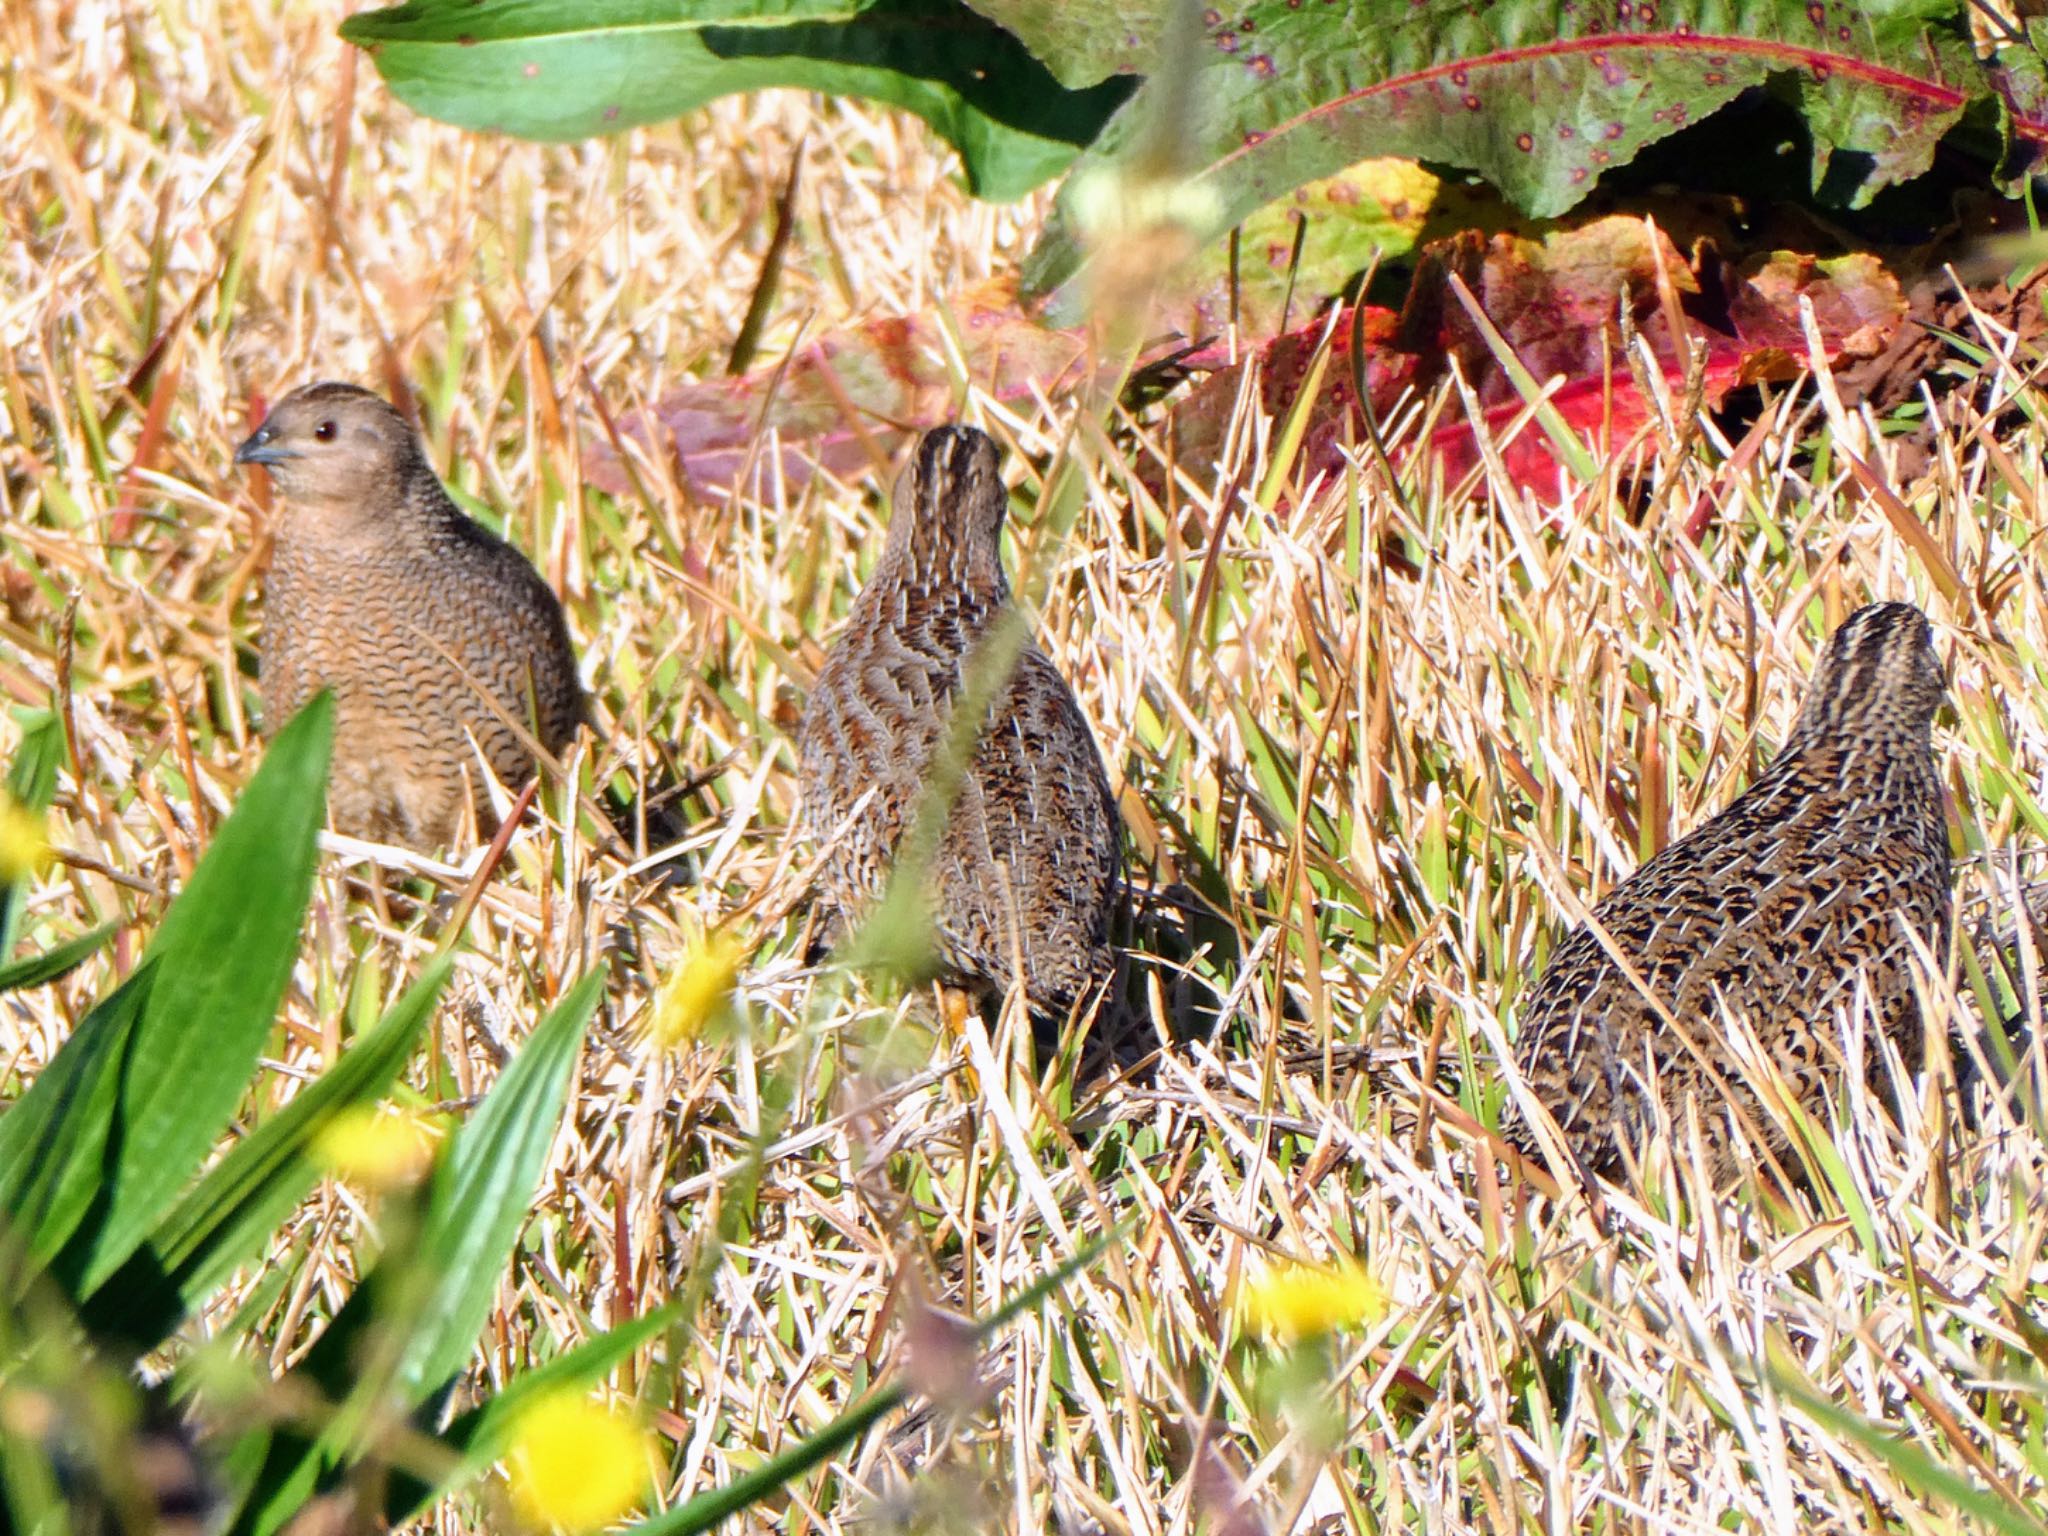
{"left": 1506, "top": 601, "right": 1952, "bottom": 1182}
{"left": 797, "top": 425, "right": 1121, "bottom": 1012}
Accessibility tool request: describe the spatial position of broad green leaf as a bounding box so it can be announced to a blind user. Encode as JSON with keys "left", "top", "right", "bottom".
{"left": 76, "top": 959, "right": 450, "bottom": 1355}
{"left": 1024, "top": 0, "right": 2021, "bottom": 297}
{"left": 229, "top": 966, "right": 604, "bottom": 1536}
{"left": 0, "top": 968, "right": 153, "bottom": 1273}
{"left": 398, "top": 964, "right": 604, "bottom": 1399}
{"left": 62, "top": 695, "right": 332, "bottom": 1296}
{"left": 0, "top": 921, "right": 118, "bottom": 995}
{"left": 339, "top": 0, "right": 1133, "bottom": 201}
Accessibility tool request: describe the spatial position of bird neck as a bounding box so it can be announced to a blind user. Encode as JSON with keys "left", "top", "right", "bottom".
{"left": 872, "top": 536, "right": 1010, "bottom": 603}
{"left": 1776, "top": 714, "right": 1936, "bottom": 784}
{"left": 272, "top": 473, "right": 463, "bottom": 557}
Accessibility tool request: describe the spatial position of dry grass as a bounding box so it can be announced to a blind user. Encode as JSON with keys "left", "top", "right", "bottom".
{"left": 9, "top": 2, "right": 2048, "bottom": 1533}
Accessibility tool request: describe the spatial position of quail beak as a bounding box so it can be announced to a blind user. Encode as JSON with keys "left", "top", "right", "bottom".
{"left": 234, "top": 429, "right": 294, "bottom": 467}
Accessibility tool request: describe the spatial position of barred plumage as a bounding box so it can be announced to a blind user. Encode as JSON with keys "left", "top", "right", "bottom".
{"left": 1506, "top": 601, "right": 1952, "bottom": 1183}
{"left": 237, "top": 383, "right": 583, "bottom": 847}
{"left": 797, "top": 425, "right": 1120, "bottom": 1013}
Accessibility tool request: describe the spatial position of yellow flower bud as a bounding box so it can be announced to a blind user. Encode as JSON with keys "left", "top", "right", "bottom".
{"left": 311, "top": 1106, "right": 442, "bottom": 1190}
{"left": 504, "top": 1390, "right": 654, "bottom": 1532}
{"left": 0, "top": 795, "right": 51, "bottom": 885}
{"left": 650, "top": 930, "right": 745, "bottom": 1050}
{"left": 1240, "top": 1256, "right": 1388, "bottom": 1345}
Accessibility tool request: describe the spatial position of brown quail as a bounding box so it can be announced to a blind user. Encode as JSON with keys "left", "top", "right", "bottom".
{"left": 797, "top": 425, "right": 1121, "bottom": 1016}
{"left": 235, "top": 383, "right": 583, "bottom": 848}
{"left": 1505, "top": 601, "right": 1952, "bottom": 1184}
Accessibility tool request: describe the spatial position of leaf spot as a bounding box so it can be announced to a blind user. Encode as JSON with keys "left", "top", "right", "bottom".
{"left": 1515, "top": 132, "right": 1534, "bottom": 152}
{"left": 1248, "top": 53, "right": 1276, "bottom": 77}
{"left": 522, "top": 61, "right": 540, "bottom": 78}
{"left": 1463, "top": 93, "right": 1482, "bottom": 111}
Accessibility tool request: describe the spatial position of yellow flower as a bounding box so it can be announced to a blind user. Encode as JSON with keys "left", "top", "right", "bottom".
{"left": 1241, "top": 1256, "right": 1388, "bottom": 1345}
{"left": 649, "top": 929, "right": 745, "bottom": 1050}
{"left": 0, "top": 796, "right": 50, "bottom": 885}
{"left": 504, "top": 1389, "right": 654, "bottom": 1532}
{"left": 311, "top": 1106, "right": 442, "bottom": 1190}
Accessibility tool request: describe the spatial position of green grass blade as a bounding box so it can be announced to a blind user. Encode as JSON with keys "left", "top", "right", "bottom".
{"left": 77, "top": 958, "right": 451, "bottom": 1353}
{"left": 62, "top": 695, "right": 333, "bottom": 1296}
{"left": 0, "top": 922, "right": 119, "bottom": 995}
{"left": 627, "top": 1224, "right": 1124, "bottom": 1533}
{"left": 1768, "top": 1363, "right": 2048, "bottom": 1536}
{"left": 398, "top": 964, "right": 604, "bottom": 1399}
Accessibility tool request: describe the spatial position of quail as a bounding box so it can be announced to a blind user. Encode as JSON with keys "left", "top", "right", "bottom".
{"left": 235, "top": 383, "right": 583, "bottom": 848}
{"left": 1506, "top": 601, "right": 1952, "bottom": 1184}
{"left": 797, "top": 425, "right": 1121, "bottom": 1017}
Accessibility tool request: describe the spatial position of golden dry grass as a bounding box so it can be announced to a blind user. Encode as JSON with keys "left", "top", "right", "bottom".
{"left": 9, "top": 2, "right": 2048, "bottom": 1533}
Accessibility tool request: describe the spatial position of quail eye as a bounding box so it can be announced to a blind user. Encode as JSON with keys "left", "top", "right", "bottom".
{"left": 314, "top": 420, "right": 338, "bottom": 441}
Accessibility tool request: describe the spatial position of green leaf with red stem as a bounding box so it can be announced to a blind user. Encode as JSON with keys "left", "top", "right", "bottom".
{"left": 1024, "top": 1, "right": 2048, "bottom": 299}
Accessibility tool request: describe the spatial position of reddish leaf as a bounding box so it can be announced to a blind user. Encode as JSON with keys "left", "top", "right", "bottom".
{"left": 585, "top": 275, "right": 1126, "bottom": 499}
{"left": 1162, "top": 214, "right": 1907, "bottom": 501}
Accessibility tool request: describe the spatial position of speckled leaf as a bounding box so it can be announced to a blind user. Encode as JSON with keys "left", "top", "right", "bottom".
{"left": 340, "top": 0, "right": 1132, "bottom": 201}
{"left": 1165, "top": 158, "right": 1515, "bottom": 342}
{"left": 1025, "top": 0, "right": 2048, "bottom": 296}
{"left": 956, "top": 0, "right": 1168, "bottom": 87}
